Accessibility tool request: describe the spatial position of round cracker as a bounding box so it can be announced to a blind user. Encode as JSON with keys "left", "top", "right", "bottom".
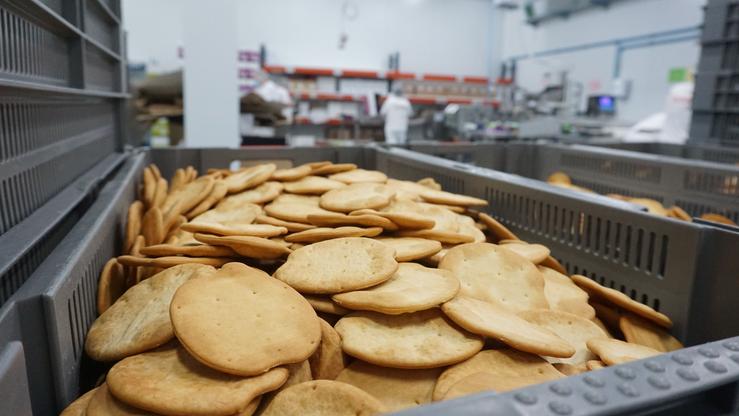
{"left": 141, "top": 206, "right": 165, "bottom": 246}
{"left": 193, "top": 234, "right": 292, "bottom": 259}
{"left": 328, "top": 169, "right": 387, "bottom": 184}
{"left": 185, "top": 181, "right": 229, "bottom": 219}
{"left": 255, "top": 214, "right": 316, "bottom": 232}
{"left": 384, "top": 178, "right": 434, "bottom": 200}
{"left": 498, "top": 242, "right": 550, "bottom": 264}
{"left": 223, "top": 163, "right": 276, "bottom": 194}
{"left": 181, "top": 222, "right": 287, "bottom": 238}
{"left": 107, "top": 344, "right": 287, "bottom": 416}
{"left": 335, "top": 309, "right": 483, "bottom": 369}
{"left": 433, "top": 349, "right": 563, "bottom": 401}
{"left": 439, "top": 243, "right": 548, "bottom": 312}
{"left": 224, "top": 181, "right": 284, "bottom": 205}
{"left": 332, "top": 263, "right": 459, "bottom": 315}
{"left": 304, "top": 294, "right": 350, "bottom": 315}
{"left": 124, "top": 201, "right": 144, "bottom": 254}
{"left": 336, "top": 360, "right": 442, "bottom": 412}
{"left": 264, "top": 202, "right": 335, "bottom": 224}
{"left": 259, "top": 380, "right": 385, "bottom": 416}
{"left": 139, "top": 243, "right": 237, "bottom": 258}
{"left": 85, "top": 384, "right": 149, "bottom": 416}
{"left": 117, "top": 255, "right": 232, "bottom": 268}
{"left": 441, "top": 296, "right": 574, "bottom": 358}
{"left": 284, "top": 226, "right": 383, "bottom": 243}
{"left": 375, "top": 237, "right": 442, "bottom": 262}
{"left": 311, "top": 163, "right": 357, "bottom": 176}
{"left": 283, "top": 175, "right": 346, "bottom": 194}
{"left": 586, "top": 360, "right": 606, "bottom": 371}
{"left": 97, "top": 258, "right": 127, "bottom": 315}
{"left": 85, "top": 264, "right": 215, "bottom": 361}
{"left": 271, "top": 164, "right": 312, "bottom": 181}
{"left": 396, "top": 229, "right": 474, "bottom": 244}
{"left": 162, "top": 176, "right": 215, "bottom": 218}
{"left": 419, "top": 189, "right": 488, "bottom": 207}
{"left": 307, "top": 212, "right": 398, "bottom": 230}
{"left": 456, "top": 214, "right": 486, "bottom": 243}
{"left": 309, "top": 318, "right": 347, "bottom": 380}
{"left": 352, "top": 209, "right": 435, "bottom": 230}
{"left": 171, "top": 263, "right": 321, "bottom": 376}
{"left": 193, "top": 201, "right": 262, "bottom": 225}
{"left": 319, "top": 183, "right": 394, "bottom": 213}
{"left": 518, "top": 309, "right": 608, "bottom": 366}
{"left": 618, "top": 312, "right": 683, "bottom": 352}
{"left": 586, "top": 338, "right": 661, "bottom": 366}
{"left": 274, "top": 237, "right": 398, "bottom": 294}
{"left": 571, "top": 274, "right": 673, "bottom": 328}
{"left": 477, "top": 212, "right": 518, "bottom": 241}
{"left": 539, "top": 266, "right": 595, "bottom": 319}
{"left": 540, "top": 255, "right": 568, "bottom": 275}
{"left": 60, "top": 387, "right": 99, "bottom": 416}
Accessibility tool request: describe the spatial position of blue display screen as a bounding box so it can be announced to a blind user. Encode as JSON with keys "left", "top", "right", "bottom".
{"left": 598, "top": 96, "right": 615, "bottom": 113}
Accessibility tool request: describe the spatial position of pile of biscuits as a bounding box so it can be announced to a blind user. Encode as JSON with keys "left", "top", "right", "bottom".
{"left": 547, "top": 171, "right": 737, "bottom": 226}
{"left": 64, "top": 161, "right": 683, "bottom": 416}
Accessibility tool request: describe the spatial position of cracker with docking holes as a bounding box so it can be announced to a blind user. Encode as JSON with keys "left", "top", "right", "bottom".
{"left": 498, "top": 241, "right": 550, "bottom": 264}
{"left": 304, "top": 294, "right": 350, "bottom": 315}
{"left": 171, "top": 263, "right": 321, "bottom": 376}
{"left": 419, "top": 189, "right": 488, "bottom": 207}
{"left": 477, "top": 212, "right": 519, "bottom": 241}
{"left": 97, "top": 258, "right": 127, "bottom": 315}
{"left": 320, "top": 182, "right": 395, "bottom": 213}
{"left": 374, "top": 237, "right": 442, "bottom": 262}
{"left": 194, "top": 234, "right": 292, "bottom": 259}
{"left": 222, "top": 163, "right": 276, "bottom": 194}
{"left": 441, "top": 296, "right": 575, "bottom": 358}
{"left": 139, "top": 243, "right": 237, "bottom": 258}
{"left": 284, "top": 226, "right": 383, "bottom": 244}
{"left": 335, "top": 309, "right": 483, "bottom": 369}
{"left": 309, "top": 318, "right": 348, "bottom": 380}
{"left": 351, "top": 209, "right": 435, "bottom": 230}
{"left": 107, "top": 344, "right": 288, "bottom": 416}
{"left": 284, "top": 175, "right": 347, "bottom": 194}
{"left": 141, "top": 206, "right": 165, "bottom": 246}
{"left": 336, "top": 360, "right": 442, "bottom": 412}
{"left": 571, "top": 274, "right": 673, "bottom": 328}
{"left": 162, "top": 176, "right": 215, "bottom": 218}
{"left": 311, "top": 162, "right": 357, "bottom": 176}
{"left": 224, "top": 181, "right": 284, "bottom": 205}
{"left": 255, "top": 214, "right": 316, "bottom": 232}
{"left": 264, "top": 201, "right": 336, "bottom": 224}
{"left": 274, "top": 237, "right": 397, "bottom": 294}
{"left": 272, "top": 164, "right": 312, "bottom": 181}
{"left": 307, "top": 212, "right": 398, "bottom": 231}
{"left": 258, "top": 380, "right": 386, "bottom": 416}
{"left": 433, "top": 349, "right": 563, "bottom": 401}
{"left": 186, "top": 180, "right": 229, "bottom": 219}
{"left": 332, "top": 263, "right": 459, "bottom": 315}
{"left": 124, "top": 200, "right": 144, "bottom": 254}
{"left": 85, "top": 264, "right": 215, "bottom": 361}
{"left": 182, "top": 222, "right": 287, "bottom": 238}
{"left": 619, "top": 312, "right": 683, "bottom": 352}
{"left": 518, "top": 309, "right": 608, "bottom": 366}
{"left": 117, "top": 255, "right": 233, "bottom": 268}
{"left": 539, "top": 266, "right": 596, "bottom": 319}
{"left": 439, "top": 243, "right": 548, "bottom": 312}
{"left": 329, "top": 168, "right": 387, "bottom": 184}
{"left": 587, "top": 338, "right": 661, "bottom": 365}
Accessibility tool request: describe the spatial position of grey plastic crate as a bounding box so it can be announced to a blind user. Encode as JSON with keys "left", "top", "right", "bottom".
{"left": 409, "top": 142, "right": 739, "bottom": 223}
{"left": 701, "top": 0, "right": 739, "bottom": 45}
{"left": 593, "top": 141, "right": 739, "bottom": 165}
{"left": 693, "top": 71, "right": 739, "bottom": 112}
{"left": 0, "top": 301, "right": 34, "bottom": 415}
{"left": 690, "top": 110, "right": 739, "bottom": 147}
{"left": 11, "top": 146, "right": 739, "bottom": 414}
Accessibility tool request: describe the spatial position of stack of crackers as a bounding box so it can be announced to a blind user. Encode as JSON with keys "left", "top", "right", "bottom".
{"left": 547, "top": 171, "right": 737, "bottom": 225}
{"left": 64, "top": 161, "right": 683, "bottom": 416}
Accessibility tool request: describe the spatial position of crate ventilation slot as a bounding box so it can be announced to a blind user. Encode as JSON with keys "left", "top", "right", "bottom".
{"left": 683, "top": 171, "right": 739, "bottom": 197}
{"left": 0, "top": 5, "right": 70, "bottom": 84}
{"left": 560, "top": 153, "right": 662, "bottom": 184}
{"left": 485, "top": 187, "right": 669, "bottom": 278}
{"left": 67, "top": 250, "right": 105, "bottom": 358}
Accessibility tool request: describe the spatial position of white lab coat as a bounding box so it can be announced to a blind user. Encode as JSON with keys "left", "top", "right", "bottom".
{"left": 380, "top": 94, "right": 412, "bottom": 144}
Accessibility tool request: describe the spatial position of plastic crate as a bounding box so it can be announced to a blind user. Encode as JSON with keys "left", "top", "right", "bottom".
{"left": 701, "top": 0, "right": 739, "bottom": 45}
{"left": 409, "top": 142, "right": 739, "bottom": 223}
{"left": 7, "top": 146, "right": 739, "bottom": 414}
{"left": 590, "top": 141, "right": 739, "bottom": 165}
{"left": 690, "top": 110, "right": 739, "bottom": 147}
{"left": 0, "top": 0, "right": 127, "bottom": 307}
{"left": 693, "top": 71, "right": 739, "bottom": 112}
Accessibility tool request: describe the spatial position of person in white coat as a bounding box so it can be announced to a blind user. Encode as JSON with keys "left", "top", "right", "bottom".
{"left": 380, "top": 86, "right": 412, "bottom": 144}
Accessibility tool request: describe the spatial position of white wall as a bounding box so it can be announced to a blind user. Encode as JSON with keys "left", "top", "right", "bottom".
{"left": 500, "top": 0, "right": 706, "bottom": 122}
{"left": 122, "top": 0, "right": 184, "bottom": 74}
{"left": 237, "top": 0, "right": 493, "bottom": 77}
